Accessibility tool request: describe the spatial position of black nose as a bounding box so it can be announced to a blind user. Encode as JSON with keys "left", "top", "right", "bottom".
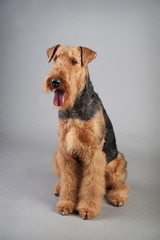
{"left": 51, "top": 79, "right": 61, "bottom": 88}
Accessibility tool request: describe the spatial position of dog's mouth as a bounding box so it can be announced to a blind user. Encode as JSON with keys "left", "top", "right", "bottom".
{"left": 53, "top": 89, "right": 66, "bottom": 106}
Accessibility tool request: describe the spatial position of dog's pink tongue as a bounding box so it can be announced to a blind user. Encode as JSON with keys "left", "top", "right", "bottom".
{"left": 53, "top": 90, "right": 65, "bottom": 106}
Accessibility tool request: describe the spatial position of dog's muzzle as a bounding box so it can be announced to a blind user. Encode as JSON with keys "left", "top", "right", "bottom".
{"left": 51, "top": 79, "right": 61, "bottom": 88}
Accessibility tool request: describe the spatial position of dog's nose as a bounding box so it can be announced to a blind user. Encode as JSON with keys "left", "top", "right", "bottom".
{"left": 51, "top": 79, "right": 61, "bottom": 88}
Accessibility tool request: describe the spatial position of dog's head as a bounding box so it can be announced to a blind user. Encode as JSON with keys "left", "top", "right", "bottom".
{"left": 43, "top": 45, "right": 97, "bottom": 110}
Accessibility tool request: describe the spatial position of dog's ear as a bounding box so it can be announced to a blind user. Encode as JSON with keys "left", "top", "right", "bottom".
{"left": 46, "top": 44, "right": 60, "bottom": 63}
{"left": 79, "top": 46, "right": 97, "bottom": 66}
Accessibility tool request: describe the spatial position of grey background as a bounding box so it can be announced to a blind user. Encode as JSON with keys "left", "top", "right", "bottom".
{"left": 0, "top": 0, "right": 160, "bottom": 239}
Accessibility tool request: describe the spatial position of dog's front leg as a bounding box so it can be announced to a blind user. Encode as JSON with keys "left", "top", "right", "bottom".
{"left": 77, "top": 150, "right": 106, "bottom": 220}
{"left": 56, "top": 150, "right": 79, "bottom": 216}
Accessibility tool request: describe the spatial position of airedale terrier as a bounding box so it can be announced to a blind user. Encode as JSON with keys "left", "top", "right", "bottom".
{"left": 43, "top": 44, "right": 129, "bottom": 220}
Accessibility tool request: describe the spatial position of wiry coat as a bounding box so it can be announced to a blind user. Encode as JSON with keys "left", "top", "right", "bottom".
{"left": 43, "top": 45, "right": 129, "bottom": 219}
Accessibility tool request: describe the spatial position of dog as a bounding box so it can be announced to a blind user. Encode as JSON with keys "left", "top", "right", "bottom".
{"left": 43, "top": 44, "right": 129, "bottom": 220}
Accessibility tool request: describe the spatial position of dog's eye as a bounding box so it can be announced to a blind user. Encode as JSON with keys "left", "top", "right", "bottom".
{"left": 71, "top": 60, "right": 77, "bottom": 65}
{"left": 54, "top": 56, "right": 57, "bottom": 62}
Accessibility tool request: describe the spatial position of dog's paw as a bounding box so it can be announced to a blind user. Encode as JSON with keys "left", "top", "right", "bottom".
{"left": 107, "top": 195, "right": 127, "bottom": 207}
{"left": 57, "top": 200, "right": 75, "bottom": 216}
{"left": 78, "top": 208, "right": 96, "bottom": 220}
{"left": 106, "top": 185, "right": 129, "bottom": 207}
{"left": 77, "top": 200, "right": 101, "bottom": 220}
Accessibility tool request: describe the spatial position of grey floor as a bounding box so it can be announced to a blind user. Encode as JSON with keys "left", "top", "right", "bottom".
{"left": 0, "top": 0, "right": 160, "bottom": 239}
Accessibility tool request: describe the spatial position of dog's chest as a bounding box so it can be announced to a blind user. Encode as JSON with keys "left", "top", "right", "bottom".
{"left": 57, "top": 111, "right": 105, "bottom": 155}
{"left": 57, "top": 118, "right": 92, "bottom": 152}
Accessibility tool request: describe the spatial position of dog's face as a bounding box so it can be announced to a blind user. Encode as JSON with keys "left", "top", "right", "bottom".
{"left": 43, "top": 45, "right": 97, "bottom": 110}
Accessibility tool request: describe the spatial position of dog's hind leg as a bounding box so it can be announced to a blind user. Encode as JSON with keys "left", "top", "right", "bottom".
{"left": 54, "top": 181, "right": 61, "bottom": 196}
{"left": 53, "top": 148, "right": 61, "bottom": 196}
{"left": 106, "top": 153, "right": 130, "bottom": 206}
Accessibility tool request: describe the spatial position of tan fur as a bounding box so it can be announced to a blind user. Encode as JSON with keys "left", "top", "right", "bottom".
{"left": 43, "top": 46, "right": 88, "bottom": 110}
{"left": 54, "top": 181, "right": 61, "bottom": 196}
{"left": 43, "top": 45, "right": 129, "bottom": 219}
{"left": 106, "top": 153, "right": 130, "bottom": 206}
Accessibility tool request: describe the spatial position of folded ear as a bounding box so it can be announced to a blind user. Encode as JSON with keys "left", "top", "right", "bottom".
{"left": 46, "top": 44, "right": 60, "bottom": 63}
{"left": 79, "top": 46, "right": 97, "bottom": 66}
